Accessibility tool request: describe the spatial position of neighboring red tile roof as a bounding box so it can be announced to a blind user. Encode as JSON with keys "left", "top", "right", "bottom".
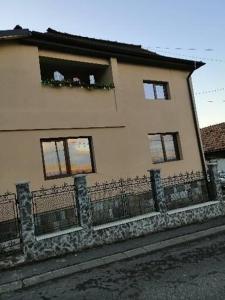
{"left": 201, "top": 122, "right": 225, "bottom": 153}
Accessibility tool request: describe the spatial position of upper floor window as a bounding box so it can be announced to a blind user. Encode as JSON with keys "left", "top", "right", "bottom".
{"left": 39, "top": 56, "right": 114, "bottom": 90}
{"left": 41, "top": 137, "right": 95, "bottom": 179}
{"left": 143, "top": 81, "right": 169, "bottom": 100}
{"left": 148, "top": 133, "right": 180, "bottom": 163}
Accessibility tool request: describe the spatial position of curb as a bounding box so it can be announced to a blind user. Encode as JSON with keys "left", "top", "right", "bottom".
{"left": 1, "top": 224, "right": 225, "bottom": 294}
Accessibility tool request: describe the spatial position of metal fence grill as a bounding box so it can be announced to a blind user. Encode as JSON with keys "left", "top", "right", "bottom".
{"left": 222, "top": 185, "right": 225, "bottom": 200}
{"left": 32, "top": 184, "right": 79, "bottom": 236}
{"left": 88, "top": 176, "right": 155, "bottom": 226}
{"left": 0, "top": 193, "right": 21, "bottom": 254}
{"left": 162, "top": 171, "right": 209, "bottom": 210}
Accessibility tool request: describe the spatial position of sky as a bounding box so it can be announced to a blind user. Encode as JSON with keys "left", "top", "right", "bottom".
{"left": 1, "top": 0, "right": 225, "bottom": 127}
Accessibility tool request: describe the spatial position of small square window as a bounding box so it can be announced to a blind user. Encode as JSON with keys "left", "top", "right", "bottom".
{"left": 148, "top": 133, "right": 180, "bottom": 163}
{"left": 143, "top": 81, "right": 169, "bottom": 100}
{"left": 41, "top": 137, "right": 95, "bottom": 179}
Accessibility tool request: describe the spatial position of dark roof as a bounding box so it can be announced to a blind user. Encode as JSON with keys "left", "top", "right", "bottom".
{"left": 201, "top": 122, "right": 225, "bottom": 153}
{"left": 46, "top": 28, "right": 154, "bottom": 54}
{"left": 0, "top": 28, "right": 30, "bottom": 40}
{"left": 0, "top": 26, "right": 205, "bottom": 71}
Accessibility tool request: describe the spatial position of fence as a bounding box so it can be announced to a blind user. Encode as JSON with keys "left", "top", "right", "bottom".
{"left": 32, "top": 183, "right": 79, "bottom": 235}
{"left": 0, "top": 164, "right": 224, "bottom": 264}
{"left": 0, "top": 193, "right": 21, "bottom": 254}
{"left": 161, "top": 171, "right": 209, "bottom": 210}
{"left": 88, "top": 176, "right": 155, "bottom": 226}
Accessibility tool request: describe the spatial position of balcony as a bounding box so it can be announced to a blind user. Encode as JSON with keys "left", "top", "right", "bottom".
{"left": 0, "top": 56, "right": 122, "bottom": 131}
{"left": 34, "top": 56, "right": 119, "bottom": 128}
{"left": 39, "top": 56, "right": 114, "bottom": 90}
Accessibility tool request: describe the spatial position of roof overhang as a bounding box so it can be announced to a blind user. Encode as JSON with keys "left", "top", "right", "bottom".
{"left": 0, "top": 27, "right": 205, "bottom": 71}
{"left": 0, "top": 29, "right": 31, "bottom": 40}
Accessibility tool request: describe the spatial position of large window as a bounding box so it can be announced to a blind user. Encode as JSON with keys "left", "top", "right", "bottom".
{"left": 148, "top": 133, "right": 180, "bottom": 163}
{"left": 41, "top": 137, "right": 95, "bottom": 179}
{"left": 143, "top": 81, "right": 169, "bottom": 100}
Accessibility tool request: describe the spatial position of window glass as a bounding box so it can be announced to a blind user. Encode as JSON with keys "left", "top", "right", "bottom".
{"left": 41, "top": 137, "right": 94, "bottom": 179}
{"left": 144, "top": 83, "right": 155, "bottom": 99}
{"left": 148, "top": 133, "right": 180, "bottom": 163}
{"left": 163, "top": 134, "right": 177, "bottom": 161}
{"left": 144, "top": 81, "right": 168, "bottom": 100}
{"left": 148, "top": 134, "right": 164, "bottom": 163}
{"left": 67, "top": 138, "right": 93, "bottom": 174}
{"left": 155, "top": 84, "right": 166, "bottom": 99}
{"left": 42, "top": 141, "right": 67, "bottom": 177}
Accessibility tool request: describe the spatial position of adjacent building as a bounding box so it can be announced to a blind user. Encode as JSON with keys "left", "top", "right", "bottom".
{"left": 0, "top": 26, "right": 205, "bottom": 192}
{"left": 201, "top": 122, "right": 225, "bottom": 173}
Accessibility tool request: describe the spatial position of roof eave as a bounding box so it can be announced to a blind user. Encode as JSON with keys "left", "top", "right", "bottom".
{"left": 20, "top": 36, "right": 205, "bottom": 71}
{"left": 0, "top": 28, "right": 205, "bottom": 71}
{"left": 0, "top": 29, "right": 31, "bottom": 41}
{"left": 204, "top": 148, "right": 225, "bottom": 154}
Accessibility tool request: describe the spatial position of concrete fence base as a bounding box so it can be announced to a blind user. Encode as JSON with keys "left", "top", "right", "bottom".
{"left": 18, "top": 199, "right": 225, "bottom": 262}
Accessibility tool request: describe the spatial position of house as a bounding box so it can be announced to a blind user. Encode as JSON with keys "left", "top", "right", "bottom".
{"left": 0, "top": 26, "right": 206, "bottom": 193}
{"left": 201, "top": 122, "right": 225, "bottom": 173}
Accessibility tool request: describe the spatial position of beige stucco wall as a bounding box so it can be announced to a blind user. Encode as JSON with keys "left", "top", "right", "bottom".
{"left": 116, "top": 62, "right": 202, "bottom": 175}
{"left": 0, "top": 42, "right": 203, "bottom": 193}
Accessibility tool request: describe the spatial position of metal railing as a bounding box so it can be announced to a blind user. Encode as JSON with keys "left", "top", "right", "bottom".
{"left": 88, "top": 176, "right": 155, "bottom": 226}
{"left": 222, "top": 185, "right": 225, "bottom": 200}
{"left": 161, "top": 171, "right": 208, "bottom": 210}
{"left": 0, "top": 192, "right": 21, "bottom": 254}
{"left": 32, "top": 183, "right": 79, "bottom": 236}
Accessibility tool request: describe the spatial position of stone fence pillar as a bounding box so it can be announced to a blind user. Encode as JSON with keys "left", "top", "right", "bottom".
{"left": 148, "top": 169, "right": 167, "bottom": 213}
{"left": 15, "top": 181, "right": 35, "bottom": 260}
{"left": 73, "top": 175, "right": 92, "bottom": 231}
{"left": 208, "top": 163, "right": 223, "bottom": 202}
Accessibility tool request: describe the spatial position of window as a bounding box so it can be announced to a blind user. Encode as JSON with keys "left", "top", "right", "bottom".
{"left": 148, "top": 133, "right": 180, "bottom": 163}
{"left": 143, "top": 81, "right": 169, "bottom": 100}
{"left": 41, "top": 137, "right": 95, "bottom": 179}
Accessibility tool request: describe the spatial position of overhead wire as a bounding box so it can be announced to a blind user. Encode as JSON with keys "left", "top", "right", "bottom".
{"left": 195, "top": 87, "right": 225, "bottom": 95}
{"left": 143, "top": 45, "right": 224, "bottom": 63}
{"left": 133, "top": 43, "right": 225, "bottom": 105}
{"left": 148, "top": 46, "right": 214, "bottom": 52}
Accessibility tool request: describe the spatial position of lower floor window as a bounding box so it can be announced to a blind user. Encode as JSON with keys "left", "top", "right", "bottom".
{"left": 41, "top": 137, "right": 95, "bottom": 179}
{"left": 148, "top": 133, "right": 180, "bottom": 163}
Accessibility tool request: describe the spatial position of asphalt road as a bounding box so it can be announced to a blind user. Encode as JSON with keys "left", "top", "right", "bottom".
{"left": 3, "top": 232, "right": 225, "bottom": 300}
